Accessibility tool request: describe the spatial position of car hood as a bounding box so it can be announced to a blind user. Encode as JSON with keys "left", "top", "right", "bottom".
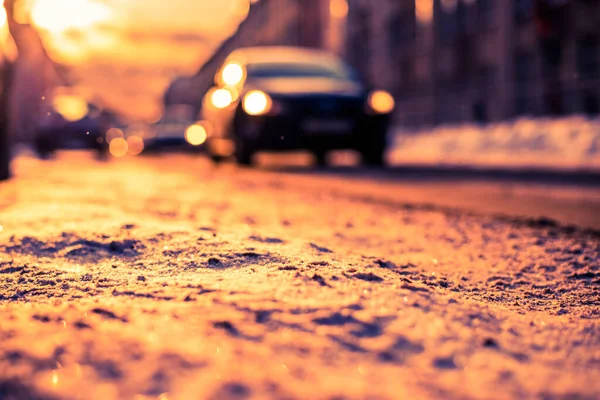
{"left": 247, "top": 77, "right": 364, "bottom": 97}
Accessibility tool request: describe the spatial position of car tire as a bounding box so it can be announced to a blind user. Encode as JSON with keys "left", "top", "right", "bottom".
{"left": 234, "top": 137, "right": 254, "bottom": 166}
{"left": 34, "top": 134, "right": 55, "bottom": 160}
{"left": 361, "top": 146, "right": 385, "bottom": 167}
{"left": 313, "top": 150, "right": 328, "bottom": 167}
{"left": 209, "top": 153, "right": 225, "bottom": 164}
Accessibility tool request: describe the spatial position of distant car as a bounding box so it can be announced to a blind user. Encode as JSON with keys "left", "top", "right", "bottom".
{"left": 143, "top": 105, "right": 203, "bottom": 152}
{"left": 34, "top": 95, "right": 108, "bottom": 159}
{"left": 200, "top": 46, "right": 395, "bottom": 166}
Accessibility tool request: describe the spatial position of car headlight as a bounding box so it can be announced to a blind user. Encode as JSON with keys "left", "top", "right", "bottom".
{"left": 242, "top": 90, "right": 272, "bottom": 116}
{"left": 185, "top": 123, "right": 207, "bottom": 146}
{"left": 211, "top": 88, "right": 234, "bottom": 109}
{"left": 367, "top": 90, "right": 395, "bottom": 114}
{"left": 221, "top": 62, "right": 245, "bottom": 86}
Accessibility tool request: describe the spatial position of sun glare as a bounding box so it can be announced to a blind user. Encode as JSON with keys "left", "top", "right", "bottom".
{"left": 0, "top": 6, "right": 7, "bottom": 29}
{"left": 31, "top": 0, "right": 112, "bottom": 34}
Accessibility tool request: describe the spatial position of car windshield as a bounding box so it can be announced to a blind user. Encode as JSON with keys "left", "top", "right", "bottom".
{"left": 246, "top": 62, "right": 354, "bottom": 81}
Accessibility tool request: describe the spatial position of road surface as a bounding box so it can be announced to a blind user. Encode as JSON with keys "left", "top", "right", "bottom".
{"left": 1, "top": 152, "right": 599, "bottom": 400}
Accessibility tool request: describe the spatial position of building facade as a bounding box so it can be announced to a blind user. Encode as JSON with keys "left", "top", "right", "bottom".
{"left": 344, "top": 0, "right": 600, "bottom": 127}
{"left": 166, "top": 0, "right": 599, "bottom": 127}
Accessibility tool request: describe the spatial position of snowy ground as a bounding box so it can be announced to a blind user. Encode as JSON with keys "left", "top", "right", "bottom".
{"left": 1, "top": 153, "right": 599, "bottom": 400}
{"left": 391, "top": 116, "right": 600, "bottom": 171}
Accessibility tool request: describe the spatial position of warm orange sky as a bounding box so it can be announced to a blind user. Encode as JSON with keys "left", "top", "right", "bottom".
{"left": 13, "top": 0, "right": 252, "bottom": 121}
{"left": 27, "top": 0, "right": 249, "bottom": 65}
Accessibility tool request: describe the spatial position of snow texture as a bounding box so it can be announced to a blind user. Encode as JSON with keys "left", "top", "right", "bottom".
{"left": 0, "top": 154, "right": 599, "bottom": 400}
{"left": 391, "top": 116, "right": 600, "bottom": 170}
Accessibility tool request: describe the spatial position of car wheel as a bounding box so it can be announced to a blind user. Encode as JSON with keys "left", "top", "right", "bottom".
{"left": 313, "top": 150, "right": 328, "bottom": 167}
{"left": 34, "top": 134, "right": 55, "bottom": 160}
{"left": 361, "top": 146, "right": 385, "bottom": 166}
{"left": 209, "top": 153, "right": 225, "bottom": 164}
{"left": 234, "top": 137, "right": 254, "bottom": 166}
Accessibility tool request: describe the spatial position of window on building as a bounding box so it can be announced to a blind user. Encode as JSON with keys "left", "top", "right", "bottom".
{"left": 514, "top": 51, "right": 536, "bottom": 116}
{"left": 477, "top": 65, "right": 496, "bottom": 91}
{"left": 514, "top": 51, "right": 536, "bottom": 82}
{"left": 514, "top": 0, "right": 533, "bottom": 25}
{"left": 515, "top": 96, "right": 534, "bottom": 116}
{"left": 476, "top": 0, "right": 495, "bottom": 27}
{"left": 400, "top": 59, "right": 413, "bottom": 88}
{"left": 388, "top": 10, "right": 415, "bottom": 54}
{"left": 438, "top": 5, "right": 458, "bottom": 44}
{"left": 456, "top": 2, "right": 468, "bottom": 34}
{"left": 347, "top": 7, "right": 371, "bottom": 82}
{"left": 577, "top": 34, "right": 599, "bottom": 80}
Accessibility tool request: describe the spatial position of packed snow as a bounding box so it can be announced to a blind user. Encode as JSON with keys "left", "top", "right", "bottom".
{"left": 390, "top": 116, "right": 600, "bottom": 170}
{"left": 0, "top": 154, "right": 599, "bottom": 399}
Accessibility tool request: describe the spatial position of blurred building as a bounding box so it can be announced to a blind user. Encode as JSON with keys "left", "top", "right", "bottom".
{"left": 163, "top": 0, "right": 341, "bottom": 114}
{"left": 344, "top": 0, "right": 600, "bottom": 127}
{"left": 165, "top": 0, "right": 599, "bottom": 126}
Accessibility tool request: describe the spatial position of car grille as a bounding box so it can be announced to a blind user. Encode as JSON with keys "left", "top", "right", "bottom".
{"left": 280, "top": 96, "right": 364, "bottom": 118}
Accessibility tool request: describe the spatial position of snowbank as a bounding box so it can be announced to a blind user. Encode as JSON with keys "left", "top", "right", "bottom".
{"left": 390, "top": 116, "right": 600, "bottom": 170}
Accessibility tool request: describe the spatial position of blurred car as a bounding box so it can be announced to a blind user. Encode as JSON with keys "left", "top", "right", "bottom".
{"left": 143, "top": 105, "right": 203, "bottom": 152}
{"left": 200, "top": 46, "right": 395, "bottom": 166}
{"left": 34, "top": 93, "right": 108, "bottom": 159}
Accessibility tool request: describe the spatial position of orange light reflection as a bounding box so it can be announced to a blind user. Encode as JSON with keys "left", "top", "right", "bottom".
{"left": 127, "top": 136, "right": 144, "bottom": 155}
{"left": 109, "top": 137, "right": 128, "bottom": 157}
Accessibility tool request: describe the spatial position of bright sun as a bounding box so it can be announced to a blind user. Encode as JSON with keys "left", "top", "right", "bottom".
{"left": 30, "top": 0, "right": 112, "bottom": 34}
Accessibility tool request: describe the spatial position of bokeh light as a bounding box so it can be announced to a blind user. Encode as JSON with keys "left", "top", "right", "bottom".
{"left": 211, "top": 88, "right": 233, "bottom": 109}
{"left": 368, "top": 90, "right": 395, "bottom": 114}
{"left": 222, "top": 62, "right": 245, "bottom": 86}
{"left": 109, "top": 137, "right": 128, "bottom": 157}
{"left": 185, "top": 124, "right": 207, "bottom": 146}
{"left": 127, "top": 136, "right": 145, "bottom": 155}
{"left": 52, "top": 95, "right": 89, "bottom": 122}
{"left": 415, "top": 0, "right": 434, "bottom": 24}
{"left": 106, "top": 128, "right": 125, "bottom": 143}
{"left": 330, "top": 0, "right": 348, "bottom": 19}
{"left": 242, "top": 90, "right": 272, "bottom": 116}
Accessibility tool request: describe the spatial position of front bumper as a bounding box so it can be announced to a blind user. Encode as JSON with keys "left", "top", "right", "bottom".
{"left": 143, "top": 136, "right": 203, "bottom": 152}
{"left": 236, "top": 113, "right": 390, "bottom": 151}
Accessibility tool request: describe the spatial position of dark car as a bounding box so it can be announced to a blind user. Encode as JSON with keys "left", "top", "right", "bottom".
{"left": 143, "top": 105, "right": 204, "bottom": 152}
{"left": 34, "top": 95, "right": 109, "bottom": 159}
{"left": 200, "top": 46, "right": 395, "bottom": 166}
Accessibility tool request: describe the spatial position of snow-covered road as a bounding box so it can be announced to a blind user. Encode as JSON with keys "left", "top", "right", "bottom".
{"left": 1, "top": 153, "right": 599, "bottom": 400}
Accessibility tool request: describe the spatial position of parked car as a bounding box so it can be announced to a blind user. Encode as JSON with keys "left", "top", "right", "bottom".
{"left": 200, "top": 46, "right": 395, "bottom": 166}
{"left": 34, "top": 92, "right": 108, "bottom": 159}
{"left": 144, "top": 105, "right": 203, "bottom": 152}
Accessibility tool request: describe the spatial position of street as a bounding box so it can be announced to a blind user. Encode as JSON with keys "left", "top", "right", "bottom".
{"left": 1, "top": 152, "right": 599, "bottom": 399}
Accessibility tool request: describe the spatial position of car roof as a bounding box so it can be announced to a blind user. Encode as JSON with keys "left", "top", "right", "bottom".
{"left": 227, "top": 46, "right": 346, "bottom": 68}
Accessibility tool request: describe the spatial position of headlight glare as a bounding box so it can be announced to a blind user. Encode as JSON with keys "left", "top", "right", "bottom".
{"left": 242, "top": 90, "right": 272, "bottom": 116}
{"left": 368, "top": 90, "right": 395, "bottom": 114}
